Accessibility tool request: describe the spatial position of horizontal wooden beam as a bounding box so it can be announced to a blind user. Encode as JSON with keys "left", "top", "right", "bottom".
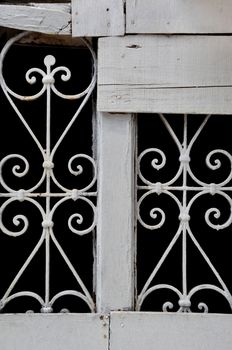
{"left": 126, "top": 0, "right": 232, "bottom": 34}
{"left": 110, "top": 312, "right": 232, "bottom": 350}
{"left": 0, "top": 3, "right": 71, "bottom": 35}
{"left": 97, "top": 35, "right": 232, "bottom": 115}
{"left": 0, "top": 314, "right": 109, "bottom": 350}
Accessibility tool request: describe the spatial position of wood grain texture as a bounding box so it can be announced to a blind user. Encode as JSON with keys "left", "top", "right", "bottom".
{"left": 0, "top": 314, "right": 109, "bottom": 350}
{"left": 96, "top": 113, "right": 135, "bottom": 312}
{"left": 72, "top": 0, "right": 124, "bottom": 37}
{"left": 110, "top": 312, "right": 232, "bottom": 350}
{"left": 0, "top": 3, "right": 71, "bottom": 34}
{"left": 98, "top": 35, "right": 232, "bottom": 114}
{"left": 127, "top": 0, "right": 232, "bottom": 34}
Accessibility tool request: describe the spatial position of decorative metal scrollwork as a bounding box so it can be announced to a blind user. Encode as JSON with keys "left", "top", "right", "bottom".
{"left": 0, "top": 32, "right": 97, "bottom": 312}
{"left": 137, "top": 113, "right": 232, "bottom": 313}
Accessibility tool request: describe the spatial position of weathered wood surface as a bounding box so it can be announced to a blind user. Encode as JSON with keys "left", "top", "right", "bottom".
{"left": 0, "top": 3, "right": 71, "bottom": 34}
{"left": 98, "top": 35, "right": 232, "bottom": 115}
{"left": 96, "top": 113, "right": 135, "bottom": 312}
{"left": 110, "top": 312, "right": 232, "bottom": 350}
{"left": 0, "top": 314, "right": 109, "bottom": 350}
{"left": 127, "top": 0, "right": 232, "bottom": 34}
{"left": 2, "top": 0, "right": 69, "bottom": 2}
{"left": 72, "top": 0, "right": 124, "bottom": 37}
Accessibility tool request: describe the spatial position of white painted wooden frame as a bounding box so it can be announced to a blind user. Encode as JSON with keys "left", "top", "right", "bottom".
{"left": 96, "top": 33, "right": 232, "bottom": 350}
{"left": 0, "top": 314, "right": 109, "bottom": 350}
{"left": 96, "top": 112, "right": 135, "bottom": 313}
{"left": 126, "top": 0, "right": 232, "bottom": 34}
{"left": 98, "top": 35, "right": 232, "bottom": 115}
{"left": 2, "top": 2, "right": 232, "bottom": 349}
{"left": 110, "top": 312, "right": 232, "bottom": 350}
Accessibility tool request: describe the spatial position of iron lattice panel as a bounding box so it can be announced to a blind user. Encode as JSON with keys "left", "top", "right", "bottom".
{"left": 137, "top": 113, "right": 232, "bottom": 313}
{"left": 0, "top": 32, "right": 97, "bottom": 313}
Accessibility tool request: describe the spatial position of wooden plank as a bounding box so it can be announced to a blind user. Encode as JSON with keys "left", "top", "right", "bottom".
{"left": 110, "top": 312, "right": 232, "bottom": 350}
{"left": 0, "top": 313, "right": 109, "bottom": 350}
{"left": 127, "top": 0, "right": 232, "bottom": 34}
{"left": 0, "top": 3, "right": 71, "bottom": 34}
{"left": 98, "top": 85, "right": 232, "bottom": 115}
{"left": 72, "top": 0, "right": 124, "bottom": 37}
{"left": 96, "top": 113, "right": 135, "bottom": 312}
{"left": 97, "top": 35, "right": 232, "bottom": 115}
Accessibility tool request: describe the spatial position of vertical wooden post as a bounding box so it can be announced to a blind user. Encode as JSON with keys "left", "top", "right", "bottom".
{"left": 96, "top": 112, "right": 135, "bottom": 313}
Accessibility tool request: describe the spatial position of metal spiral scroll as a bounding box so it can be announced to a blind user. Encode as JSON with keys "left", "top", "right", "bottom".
{"left": 0, "top": 32, "right": 97, "bottom": 312}
{"left": 137, "top": 113, "right": 232, "bottom": 312}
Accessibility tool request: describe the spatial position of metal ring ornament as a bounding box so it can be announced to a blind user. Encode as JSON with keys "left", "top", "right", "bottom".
{"left": 0, "top": 32, "right": 97, "bottom": 101}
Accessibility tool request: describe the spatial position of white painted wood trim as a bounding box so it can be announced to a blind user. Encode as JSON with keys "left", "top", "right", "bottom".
{"left": 98, "top": 85, "right": 232, "bottom": 115}
{"left": 0, "top": 313, "right": 109, "bottom": 350}
{"left": 72, "top": 0, "right": 125, "bottom": 37}
{"left": 126, "top": 0, "right": 232, "bottom": 34}
{"left": 0, "top": 3, "right": 71, "bottom": 35}
{"left": 110, "top": 312, "right": 232, "bottom": 350}
{"left": 96, "top": 113, "right": 135, "bottom": 313}
{"left": 97, "top": 35, "right": 232, "bottom": 115}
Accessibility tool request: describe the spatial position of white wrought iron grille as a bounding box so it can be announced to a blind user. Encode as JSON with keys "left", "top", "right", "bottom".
{"left": 0, "top": 32, "right": 97, "bottom": 313}
{"left": 137, "top": 113, "right": 232, "bottom": 313}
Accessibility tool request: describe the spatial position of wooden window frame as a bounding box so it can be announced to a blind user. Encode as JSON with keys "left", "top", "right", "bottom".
{"left": 1, "top": 2, "right": 232, "bottom": 350}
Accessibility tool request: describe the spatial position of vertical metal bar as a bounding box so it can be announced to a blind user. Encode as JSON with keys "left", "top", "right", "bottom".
{"left": 45, "top": 83, "right": 51, "bottom": 308}
{"left": 182, "top": 114, "right": 188, "bottom": 298}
